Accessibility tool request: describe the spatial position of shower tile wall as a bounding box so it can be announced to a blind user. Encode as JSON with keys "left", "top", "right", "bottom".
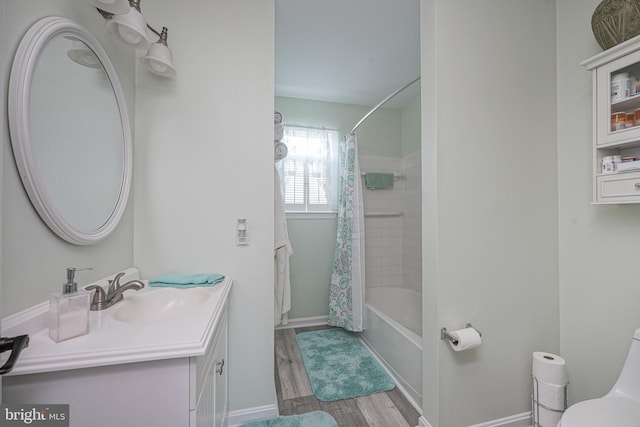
{"left": 402, "top": 150, "right": 422, "bottom": 293}
{"left": 360, "top": 155, "right": 404, "bottom": 289}
{"left": 359, "top": 153, "right": 422, "bottom": 292}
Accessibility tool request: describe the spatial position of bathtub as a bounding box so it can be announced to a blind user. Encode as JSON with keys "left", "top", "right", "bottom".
{"left": 360, "top": 286, "right": 423, "bottom": 410}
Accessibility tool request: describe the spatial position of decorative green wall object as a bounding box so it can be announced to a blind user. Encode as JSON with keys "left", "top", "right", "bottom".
{"left": 592, "top": 0, "right": 640, "bottom": 50}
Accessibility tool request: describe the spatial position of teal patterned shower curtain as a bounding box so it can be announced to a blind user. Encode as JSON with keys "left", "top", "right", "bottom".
{"left": 328, "top": 132, "right": 365, "bottom": 332}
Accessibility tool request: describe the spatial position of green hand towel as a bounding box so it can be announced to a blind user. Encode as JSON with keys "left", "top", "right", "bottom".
{"left": 148, "top": 273, "right": 225, "bottom": 287}
{"left": 365, "top": 172, "right": 394, "bottom": 189}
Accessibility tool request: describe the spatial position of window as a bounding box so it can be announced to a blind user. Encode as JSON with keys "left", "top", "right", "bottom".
{"left": 276, "top": 125, "right": 339, "bottom": 213}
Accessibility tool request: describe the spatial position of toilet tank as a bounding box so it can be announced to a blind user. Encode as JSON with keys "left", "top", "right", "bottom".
{"left": 609, "top": 328, "right": 640, "bottom": 400}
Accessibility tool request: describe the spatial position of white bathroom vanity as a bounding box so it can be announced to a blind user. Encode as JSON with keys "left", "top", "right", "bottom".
{"left": 1, "top": 268, "right": 232, "bottom": 427}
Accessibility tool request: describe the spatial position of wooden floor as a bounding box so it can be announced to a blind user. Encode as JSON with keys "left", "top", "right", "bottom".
{"left": 275, "top": 325, "right": 420, "bottom": 427}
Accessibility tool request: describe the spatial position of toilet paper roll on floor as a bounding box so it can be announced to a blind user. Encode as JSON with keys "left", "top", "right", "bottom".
{"left": 534, "top": 381, "right": 566, "bottom": 411}
{"left": 533, "top": 403, "right": 563, "bottom": 427}
{"left": 533, "top": 352, "right": 567, "bottom": 385}
{"left": 448, "top": 327, "right": 482, "bottom": 351}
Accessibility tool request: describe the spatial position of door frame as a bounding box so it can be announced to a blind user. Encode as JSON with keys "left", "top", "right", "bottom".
{"left": 1, "top": 0, "right": 7, "bottom": 399}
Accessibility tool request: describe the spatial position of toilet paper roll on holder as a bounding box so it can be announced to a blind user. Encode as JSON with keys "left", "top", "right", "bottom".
{"left": 440, "top": 323, "right": 482, "bottom": 345}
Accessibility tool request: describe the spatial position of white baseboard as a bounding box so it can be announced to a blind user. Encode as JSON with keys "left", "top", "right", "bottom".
{"left": 275, "top": 315, "right": 328, "bottom": 330}
{"left": 227, "top": 404, "right": 278, "bottom": 427}
{"left": 417, "top": 412, "right": 531, "bottom": 427}
{"left": 469, "top": 412, "right": 531, "bottom": 427}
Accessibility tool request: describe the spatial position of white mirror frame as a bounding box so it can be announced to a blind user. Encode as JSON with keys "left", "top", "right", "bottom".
{"left": 8, "top": 16, "right": 132, "bottom": 245}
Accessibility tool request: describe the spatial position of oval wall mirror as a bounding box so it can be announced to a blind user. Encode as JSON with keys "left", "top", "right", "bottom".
{"left": 8, "top": 16, "right": 132, "bottom": 245}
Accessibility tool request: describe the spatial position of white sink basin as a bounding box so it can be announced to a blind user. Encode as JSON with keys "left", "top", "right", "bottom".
{"left": 111, "top": 287, "right": 211, "bottom": 323}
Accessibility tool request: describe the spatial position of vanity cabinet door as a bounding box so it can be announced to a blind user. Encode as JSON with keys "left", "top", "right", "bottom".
{"left": 213, "top": 318, "right": 228, "bottom": 427}
{"left": 595, "top": 48, "right": 640, "bottom": 147}
{"left": 191, "top": 308, "right": 228, "bottom": 427}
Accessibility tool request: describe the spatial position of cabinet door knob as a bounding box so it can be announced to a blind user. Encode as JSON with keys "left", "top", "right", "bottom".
{"left": 635, "top": 183, "right": 640, "bottom": 188}
{"left": 216, "top": 358, "right": 225, "bottom": 376}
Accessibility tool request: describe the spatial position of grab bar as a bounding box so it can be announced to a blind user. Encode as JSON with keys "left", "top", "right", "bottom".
{"left": 364, "top": 211, "right": 403, "bottom": 217}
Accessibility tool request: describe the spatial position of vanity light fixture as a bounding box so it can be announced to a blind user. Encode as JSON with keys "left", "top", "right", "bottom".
{"left": 85, "top": 0, "right": 130, "bottom": 15}
{"left": 66, "top": 40, "right": 102, "bottom": 69}
{"left": 140, "top": 27, "right": 176, "bottom": 77}
{"left": 105, "top": 0, "right": 150, "bottom": 50}
{"left": 90, "top": 0, "right": 177, "bottom": 77}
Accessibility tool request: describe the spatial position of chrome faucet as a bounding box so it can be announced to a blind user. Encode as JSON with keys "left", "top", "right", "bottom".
{"left": 86, "top": 272, "right": 145, "bottom": 311}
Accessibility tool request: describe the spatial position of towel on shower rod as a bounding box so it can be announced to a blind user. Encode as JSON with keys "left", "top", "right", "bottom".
{"left": 364, "top": 172, "right": 394, "bottom": 190}
{"left": 148, "top": 273, "right": 225, "bottom": 287}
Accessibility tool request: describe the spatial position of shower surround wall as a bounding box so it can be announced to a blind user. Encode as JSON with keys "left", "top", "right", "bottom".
{"left": 402, "top": 150, "right": 422, "bottom": 293}
{"left": 361, "top": 155, "right": 403, "bottom": 289}
{"left": 360, "top": 150, "right": 422, "bottom": 293}
{"left": 360, "top": 148, "right": 423, "bottom": 408}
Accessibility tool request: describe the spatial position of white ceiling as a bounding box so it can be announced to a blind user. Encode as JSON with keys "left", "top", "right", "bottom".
{"left": 275, "top": 0, "right": 420, "bottom": 109}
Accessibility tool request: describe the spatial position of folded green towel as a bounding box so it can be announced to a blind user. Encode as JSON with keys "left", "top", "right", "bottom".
{"left": 148, "top": 273, "right": 225, "bottom": 287}
{"left": 365, "top": 172, "right": 394, "bottom": 189}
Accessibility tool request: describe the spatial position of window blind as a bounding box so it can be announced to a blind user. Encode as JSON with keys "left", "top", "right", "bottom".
{"left": 277, "top": 125, "right": 338, "bottom": 212}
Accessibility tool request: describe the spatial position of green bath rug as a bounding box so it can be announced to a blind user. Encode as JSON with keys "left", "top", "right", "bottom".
{"left": 295, "top": 328, "right": 395, "bottom": 401}
{"left": 240, "top": 411, "right": 337, "bottom": 427}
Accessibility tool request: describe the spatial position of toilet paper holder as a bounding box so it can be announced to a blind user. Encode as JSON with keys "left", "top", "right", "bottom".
{"left": 440, "top": 323, "right": 482, "bottom": 345}
{"left": 531, "top": 374, "right": 568, "bottom": 427}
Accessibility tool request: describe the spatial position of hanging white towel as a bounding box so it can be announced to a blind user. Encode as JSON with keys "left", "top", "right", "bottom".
{"left": 274, "top": 123, "right": 284, "bottom": 141}
{"left": 274, "top": 166, "right": 293, "bottom": 326}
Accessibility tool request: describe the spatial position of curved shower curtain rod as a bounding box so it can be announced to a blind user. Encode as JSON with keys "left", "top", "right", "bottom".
{"left": 350, "top": 76, "right": 421, "bottom": 135}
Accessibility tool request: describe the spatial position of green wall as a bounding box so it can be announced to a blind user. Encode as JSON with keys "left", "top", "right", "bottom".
{"left": 286, "top": 219, "right": 336, "bottom": 318}
{"left": 275, "top": 96, "right": 401, "bottom": 156}
{"left": 422, "top": 1, "right": 559, "bottom": 425}
{"left": 135, "top": 0, "right": 276, "bottom": 414}
{"left": 558, "top": 0, "right": 640, "bottom": 405}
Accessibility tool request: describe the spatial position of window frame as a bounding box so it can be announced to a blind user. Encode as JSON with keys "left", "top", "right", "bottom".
{"left": 276, "top": 124, "right": 339, "bottom": 214}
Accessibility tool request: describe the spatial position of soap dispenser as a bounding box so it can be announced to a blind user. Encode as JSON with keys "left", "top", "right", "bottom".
{"left": 49, "top": 268, "right": 91, "bottom": 343}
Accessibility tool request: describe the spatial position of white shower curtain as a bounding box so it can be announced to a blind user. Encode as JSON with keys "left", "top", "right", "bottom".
{"left": 328, "top": 132, "right": 365, "bottom": 331}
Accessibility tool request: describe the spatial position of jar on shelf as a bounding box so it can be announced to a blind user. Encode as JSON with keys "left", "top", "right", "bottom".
{"left": 626, "top": 113, "right": 636, "bottom": 128}
{"left": 612, "top": 112, "right": 627, "bottom": 131}
{"left": 612, "top": 72, "right": 631, "bottom": 102}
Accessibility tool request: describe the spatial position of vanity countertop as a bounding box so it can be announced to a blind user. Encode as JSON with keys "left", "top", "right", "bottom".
{"left": 1, "top": 268, "right": 232, "bottom": 376}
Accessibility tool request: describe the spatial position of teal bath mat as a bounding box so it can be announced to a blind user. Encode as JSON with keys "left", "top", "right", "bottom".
{"left": 295, "top": 328, "right": 395, "bottom": 401}
{"left": 240, "top": 411, "right": 337, "bottom": 427}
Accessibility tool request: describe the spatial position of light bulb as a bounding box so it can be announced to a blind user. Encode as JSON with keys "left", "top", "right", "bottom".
{"left": 118, "top": 25, "right": 142, "bottom": 45}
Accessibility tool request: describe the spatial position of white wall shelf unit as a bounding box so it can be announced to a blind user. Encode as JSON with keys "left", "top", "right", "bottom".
{"left": 583, "top": 34, "right": 640, "bottom": 204}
